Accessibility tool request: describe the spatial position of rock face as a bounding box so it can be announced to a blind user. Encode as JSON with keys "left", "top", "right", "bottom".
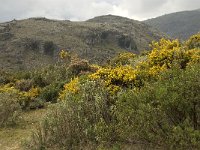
{"left": 144, "top": 9, "right": 200, "bottom": 40}
{"left": 0, "top": 16, "right": 164, "bottom": 71}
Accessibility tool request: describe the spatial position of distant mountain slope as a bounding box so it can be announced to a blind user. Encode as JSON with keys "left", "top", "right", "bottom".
{"left": 0, "top": 15, "right": 164, "bottom": 71}
{"left": 144, "top": 9, "right": 200, "bottom": 40}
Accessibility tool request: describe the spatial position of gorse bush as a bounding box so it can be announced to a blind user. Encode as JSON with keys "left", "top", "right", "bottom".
{"left": 110, "top": 52, "right": 136, "bottom": 66}
{"left": 89, "top": 65, "right": 145, "bottom": 94}
{"left": 186, "top": 33, "right": 200, "bottom": 49}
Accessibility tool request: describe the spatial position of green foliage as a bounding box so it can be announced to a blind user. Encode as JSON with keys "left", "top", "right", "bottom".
{"left": 32, "top": 74, "right": 48, "bottom": 87}
{"left": 115, "top": 65, "right": 200, "bottom": 149}
{"left": 25, "top": 80, "right": 116, "bottom": 149}
{"left": 0, "top": 93, "right": 21, "bottom": 127}
{"left": 39, "top": 82, "right": 64, "bottom": 103}
{"left": 1, "top": 33, "right": 200, "bottom": 149}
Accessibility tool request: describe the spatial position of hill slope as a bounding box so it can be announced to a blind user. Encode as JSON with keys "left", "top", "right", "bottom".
{"left": 144, "top": 9, "right": 200, "bottom": 40}
{"left": 0, "top": 15, "right": 164, "bottom": 70}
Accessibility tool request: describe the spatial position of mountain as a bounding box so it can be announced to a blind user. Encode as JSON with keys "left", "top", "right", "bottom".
{"left": 0, "top": 15, "right": 164, "bottom": 71}
{"left": 144, "top": 9, "right": 200, "bottom": 40}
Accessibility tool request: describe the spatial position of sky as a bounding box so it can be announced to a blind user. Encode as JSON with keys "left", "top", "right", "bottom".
{"left": 0, "top": 0, "right": 199, "bottom": 22}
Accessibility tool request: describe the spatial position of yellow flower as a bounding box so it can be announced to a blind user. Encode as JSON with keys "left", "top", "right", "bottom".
{"left": 59, "top": 78, "right": 80, "bottom": 100}
{"left": 59, "top": 50, "right": 69, "bottom": 59}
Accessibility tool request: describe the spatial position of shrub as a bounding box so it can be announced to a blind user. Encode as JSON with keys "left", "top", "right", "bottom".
{"left": 110, "top": 52, "right": 136, "bottom": 66}
{"left": 40, "top": 82, "right": 64, "bottom": 103}
{"left": 89, "top": 65, "right": 145, "bottom": 94}
{"left": 32, "top": 74, "right": 48, "bottom": 87}
{"left": 115, "top": 65, "right": 200, "bottom": 149}
{"left": 186, "top": 33, "right": 200, "bottom": 49}
{"left": 15, "top": 79, "right": 33, "bottom": 91}
{"left": 19, "top": 87, "right": 42, "bottom": 110}
{"left": 26, "top": 80, "right": 117, "bottom": 149}
{"left": 0, "top": 93, "right": 21, "bottom": 127}
{"left": 67, "top": 59, "right": 92, "bottom": 76}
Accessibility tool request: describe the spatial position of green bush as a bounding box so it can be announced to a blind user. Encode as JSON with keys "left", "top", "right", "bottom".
{"left": 26, "top": 64, "right": 200, "bottom": 149}
{"left": 28, "top": 98, "right": 45, "bottom": 110}
{"left": 39, "top": 82, "right": 64, "bottom": 103}
{"left": 32, "top": 74, "right": 48, "bottom": 87}
{"left": 115, "top": 65, "right": 200, "bottom": 149}
{"left": 25, "top": 80, "right": 117, "bottom": 149}
{"left": 0, "top": 93, "right": 21, "bottom": 127}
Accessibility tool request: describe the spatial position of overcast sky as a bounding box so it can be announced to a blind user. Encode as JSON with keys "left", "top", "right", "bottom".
{"left": 0, "top": 0, "right": 199, "bottom": 22}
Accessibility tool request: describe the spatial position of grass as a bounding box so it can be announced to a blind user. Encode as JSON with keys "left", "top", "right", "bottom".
{"left": 0, "top": 108, "right": 47, "bottom": 150}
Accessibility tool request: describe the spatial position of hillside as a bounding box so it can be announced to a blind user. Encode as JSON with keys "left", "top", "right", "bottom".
{"left": 0, "top": 15, "right": 164, "bottom": 71}
{"left": 144, "top": 9, "right": 200, "bottom": 40}
{"left": 0, "top": 34, "right": 199, "bottom": 149}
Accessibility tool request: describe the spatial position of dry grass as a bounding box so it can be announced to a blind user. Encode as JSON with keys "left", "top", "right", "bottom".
{"left": 0, "top": 109, "right": 47, "bottom": 150}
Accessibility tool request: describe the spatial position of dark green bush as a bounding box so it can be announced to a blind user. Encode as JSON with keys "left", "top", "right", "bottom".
{"left": 39, "top": 82, "right": 64, "bottom": 103}
{"left": 32, "top": 74, "right": 48, "bottom": 87}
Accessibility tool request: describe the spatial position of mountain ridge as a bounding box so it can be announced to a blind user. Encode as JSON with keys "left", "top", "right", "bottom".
{"left": 0, "top": 15, "right": 165, "bottom": 71}
{"left": 144, "top": 9, "right": 200, "bottom": 40}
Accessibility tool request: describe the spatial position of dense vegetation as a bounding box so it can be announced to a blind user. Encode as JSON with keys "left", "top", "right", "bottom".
{"left": 0, "top": 33, "right": 200, "bottom": 149}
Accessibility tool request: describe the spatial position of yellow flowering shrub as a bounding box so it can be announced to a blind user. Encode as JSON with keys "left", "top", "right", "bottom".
{"left": 148, "top": 37, "right": 200, "bottom": 70}
{"left": 0, "top": 83, "right": 41, "bottom": 109}
{"left": 20, "top": 87, "right": 40, "bottom": 100}
{"left": 90, "top": 65, "right": 143, "bottom": 94}
{"left": 0, "top": 83, "right": 19, "bottom": 94}
{"left": 89, "top": 35, "right": 200, "bottom": 93}
{"left": 59, "top": 78, "right": 80, "bottom": 100}
{"left": 59, "top": 50, "right": 70, "bottom": 59}
{"left": 148, "top": 65, "right": 167, "bottom": 77}
{"left": 110, "top": 52, "right": 136, "bottom": 66}
{"left": 148, "top": 38, "right": 183, "bottom": 68}
{"left": 186, "top": 49, "right": 200, "bottom": 65}
{"left": 186, "top": 33, "right": 200, "bottom": 49}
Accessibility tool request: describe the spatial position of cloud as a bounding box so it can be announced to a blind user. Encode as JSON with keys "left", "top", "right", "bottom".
{"left": 0, "top": 0, "right": 199, "bottom": 22}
